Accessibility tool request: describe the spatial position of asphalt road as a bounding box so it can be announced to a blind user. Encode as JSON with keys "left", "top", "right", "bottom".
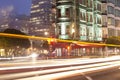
{"left": 57, "top": 66, "right": 120, "bottom": 80}
{"left": 1, "top": 56, "right": 120, "bottom": 80}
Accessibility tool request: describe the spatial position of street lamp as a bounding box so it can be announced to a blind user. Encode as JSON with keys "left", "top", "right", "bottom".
{"left": 71, "top": 27, "right": 75, "bottom": 39}
{"left": 72, "top": 28, "right": 75, "bottom": 34}
{"left": 44, "top": 31, "right": 49, "bottom": 37}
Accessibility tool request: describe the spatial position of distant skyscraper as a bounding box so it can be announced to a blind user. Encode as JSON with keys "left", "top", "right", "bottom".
{"left": 0, "top": 8, "right": 30, "bottom": 33}
{"left": 30, "top": 0, "right": 53, "bottom": 36}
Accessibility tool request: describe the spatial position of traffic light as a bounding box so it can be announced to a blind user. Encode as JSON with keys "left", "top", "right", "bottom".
{"left": 48, "top": 38, "right": 57, "bottom": 45}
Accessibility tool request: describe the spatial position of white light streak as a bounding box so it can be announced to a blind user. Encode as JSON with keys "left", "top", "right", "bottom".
{"left": 0, "top": 56, "right": 120, "bottom": 80}
{"left": 16, "top": 62, "right": 120, "bottom": 80}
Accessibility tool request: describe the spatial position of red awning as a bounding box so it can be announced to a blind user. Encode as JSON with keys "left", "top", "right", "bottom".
{"left": 53, "top": 42, "right": 70, "bottom": 48}
{"left": 52, "top": 42, "right": 105, "bottom": 49}
{"left": 71, "top": 43, "right": 104, "bottom": 49}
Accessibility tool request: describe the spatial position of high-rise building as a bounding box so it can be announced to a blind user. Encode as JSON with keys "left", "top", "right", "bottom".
{"left": 55, "top": 0, "right": 102, "bottom": 42}
{"left": 30, "top": 0, "right": 53, "bottom": 36}
{"left": 0, "top": 13, "right": 30, "bottom": 34}
{"left": 101, "top": 0, "right": 120, "bottom": 40}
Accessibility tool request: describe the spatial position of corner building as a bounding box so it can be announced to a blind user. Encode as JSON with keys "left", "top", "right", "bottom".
{"left": 56, "top": 0, "right": 102, "bottom": 42}
{"left": 101, "top": 0, "right": 120, "bottom": 39}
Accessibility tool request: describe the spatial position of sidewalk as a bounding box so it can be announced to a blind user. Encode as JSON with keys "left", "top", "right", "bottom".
{"left": 0, "top": 54, "right": 119, "bottom": 61}
{"left": 45, "top": 54, "right": 117, "bottom": 59}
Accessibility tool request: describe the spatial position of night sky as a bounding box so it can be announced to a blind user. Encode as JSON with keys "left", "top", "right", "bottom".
{"left": 0, "top": 0, "right": 31, "bottom": 15}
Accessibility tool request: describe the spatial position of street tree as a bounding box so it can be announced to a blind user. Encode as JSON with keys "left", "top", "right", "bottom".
{"left": 3, "top": 28, "right": 30, "bottom": 48}
{"left": 106, "top": 36, "right": 120, "bottom": 45}
{"left": 0, "top": 28, "right": 30, "bottom": 56}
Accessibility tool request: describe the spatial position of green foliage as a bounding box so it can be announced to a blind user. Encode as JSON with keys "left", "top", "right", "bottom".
{"left": 42, "top": 40, "right": 49, "bottom": 49}
{"left": 106, "top": 36, "right": 120, "bottom": 45}
{"left": 0, "top": 28, "right": 30, "bottom": 49}
{"left": 0, "top": 37, "right": 9, "bottom": 48}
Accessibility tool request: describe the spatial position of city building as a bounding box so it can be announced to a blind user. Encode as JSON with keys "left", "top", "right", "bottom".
{"left": 52, "top": 0, "right": 103, "bottom": 57}
{"left": 101, "top": 0, "right": 120, "bottom": 41}
{"left": 100, "top": 0, "right": 120, "bottom": 57}
{"left": 30, "top": 0, "right": 120, "bottom": 57}
{"left": 30, "top": 0, "right": 54, "bottom": 37}
{"left": 55, "top": 0, "right": 102, "bottom": 42}
{"left": 30, "top": 0, "right": 57, "bottom": 54}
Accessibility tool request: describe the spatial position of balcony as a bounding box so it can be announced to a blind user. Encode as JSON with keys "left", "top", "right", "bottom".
{"left": 57, "top": 0, "right": 73, "bottom": 3}
{"left": 57, "top": 0, "right": 73, "bottom": 7}
{"left": 57, "top": 17, "right": 71, "bottom": 22}
{"left": 101, "top": 0, "right": 107, "bottom": 3}
{"left": 59, "top": 34, "right": 69, "bottom": 39}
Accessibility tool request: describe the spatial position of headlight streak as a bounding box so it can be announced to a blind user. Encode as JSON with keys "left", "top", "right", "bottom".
{"left": 15, "top": 61, "right": 120, "bottom": 80}
{"left": 0, "top": 56, "right": 120, "bottom": 70}
{"left": 0, "top": 59, "right": 120, "bottom": 80}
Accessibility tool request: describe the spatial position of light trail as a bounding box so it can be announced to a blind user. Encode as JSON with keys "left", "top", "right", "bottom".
{"left": 0, "top": 33, "right": 50, "bottom": 40}
{"left": 0, "top": 33, "right": 120, "bottom": 47}
{"left": 0, "top": 56, "right": 120, "bottom": 70}
{"left": 0, "top": 59, "right": 119, "bottom": 80}
{"left": 16, "top": 61, "right": 120, "bottom": 80}
{"left": 0, "top": 56, "right": 120, "bottom": 80}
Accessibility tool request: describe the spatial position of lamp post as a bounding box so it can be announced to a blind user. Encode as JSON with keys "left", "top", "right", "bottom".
{"left": 29, "top": 35, "right": 35, "bottom": 54}
{"left": 44, "top": 31, "right": 49, "bottom": 37}
{"left": 71, "top": 27, "right": 75, "bottom": 39}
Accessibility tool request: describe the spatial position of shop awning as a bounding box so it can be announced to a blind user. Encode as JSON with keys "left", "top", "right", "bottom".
{"left": 53, "top": 42, "right": 70, "bottom": 48}
{"left": 71, "top": 43, "right": 104, "bottom": 49}
{"left": 52, "top": 42, "right": 105, "bottom": 49}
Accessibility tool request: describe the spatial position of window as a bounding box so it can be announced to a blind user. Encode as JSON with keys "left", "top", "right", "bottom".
{"left": 57, "top": 9, "right": 61, "bottom": 18}
{"left": 108, "top": 6, "right": 114, "bottom": 15}
{"left": 66, "top": 25, "right": 70, "bottom": 35}
{"left": 87, "top": 0, "right": 93, "bottom": 8}
{"left": 115, "top": 20, "right": 120, "bottom": 27}
{"left": 57, "top": 7, "right": 72, "bottom": 18}
{"left": 108, "top": 17, "right": 115, "bottom": 26}
{"left": 94, "top": 14, "right": 101, "bottom": 24}
{"left": 115, "top": 9, "right": 120, "bottom": 17}
{"left": 79, "top": 0, "right": 87, "bottom": 6}
{"left": 97, "top": 3, "right": 101, "bottom": 11}
{"left": 81, "top": 27, "right": 86, "bottom": 36}
{"left": 98, "top": 17, "right": 102, "bottom": 24}
{"left": 94, "top": 2, "right": 101, "bottom": 11}
{"left": 108, "top": 0, "right": 115, "bottom": 4}
{"left": 79, "top": 9, "right": 86, "bottom": 21}
{"left": 87, "top": 12, "right": 93, "bottom": 22}
{"left": 58, "top": 25, "right": 61, "bottom": 35}
{"left": 66, "top": 8, "right": 71, "bottom": 18}
{"left": 108, "top": 28, "right": 115, "bottom": 36}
